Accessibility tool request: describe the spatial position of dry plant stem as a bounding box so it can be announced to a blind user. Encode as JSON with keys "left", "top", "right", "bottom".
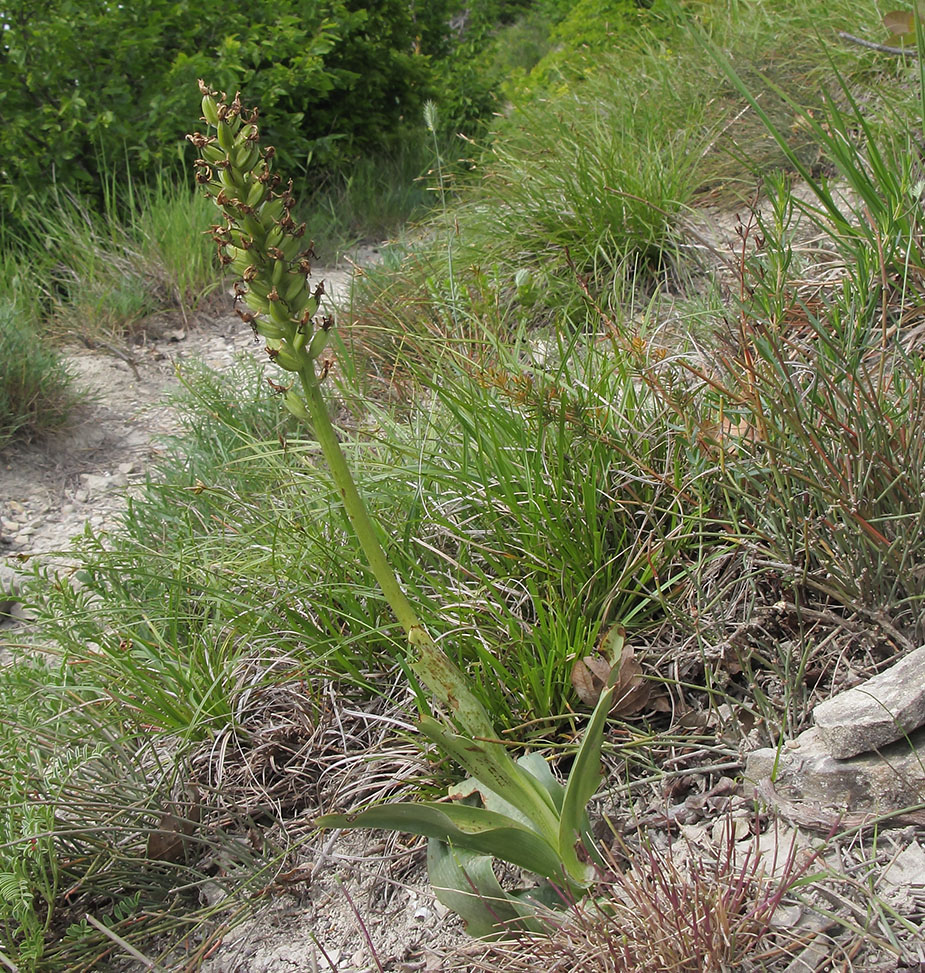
{"left": 838, "top": 31, "right": 918, "bottom": 57}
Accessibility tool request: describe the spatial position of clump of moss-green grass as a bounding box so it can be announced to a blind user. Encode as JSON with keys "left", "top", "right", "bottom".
{"left": 0, "top": 289, "right": 76, "bottom": 449}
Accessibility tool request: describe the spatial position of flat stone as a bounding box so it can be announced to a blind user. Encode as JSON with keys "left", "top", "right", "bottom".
{"left": 81, "top": 472, "right": 129, "bottom": 496}
{"left": 813, "top": 645, "right": 925, "bottom": 758}
{"left": 745, "top": 725, "right": 925, "bottom": 817}
{"left": 881, "top": 840, "right": 925, "bottom": 889}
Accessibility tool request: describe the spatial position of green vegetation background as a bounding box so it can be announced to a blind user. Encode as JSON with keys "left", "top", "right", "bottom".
{"left": 5, "top": 0, "right": 925, "bottom": 968}
{"left": 0, "top": 0, "right": 657, "bottom": 218}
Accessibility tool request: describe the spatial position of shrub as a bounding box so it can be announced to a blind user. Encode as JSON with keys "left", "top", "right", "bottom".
{"left": 21, "top": 175, "right": 218, "bottom": 341}
{"left": 0, "top": 0, "right": 448, "bottom": 223}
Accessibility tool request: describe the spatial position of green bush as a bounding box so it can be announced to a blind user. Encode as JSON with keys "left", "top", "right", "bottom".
{"left": 499, "top": 0, "right": 672, "bottom": 96}
{"left": 0, "top": 0, "right": 450, "bottom": 222}
{"left": 19, "top": 174, "right": 218, "bottom": 341}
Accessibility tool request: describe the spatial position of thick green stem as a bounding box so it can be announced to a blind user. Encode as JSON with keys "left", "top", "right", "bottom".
{"left": 297, "top": 365, "right": 500, "bottom": 740}
{"left": 298, "top": 365, "right": 421, "bottom": 638}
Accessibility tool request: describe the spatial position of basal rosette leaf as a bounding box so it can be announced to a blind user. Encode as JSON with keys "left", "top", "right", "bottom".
{"left": 315, "top": 801, "right": 566, "bottom": 881}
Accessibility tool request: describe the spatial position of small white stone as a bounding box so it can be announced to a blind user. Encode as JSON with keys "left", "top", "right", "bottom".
{"left": 814, "top": 645, "right": 925, "bottom": 758}
{"left": 881, "top": 841, "right": 925, "bottom": 888}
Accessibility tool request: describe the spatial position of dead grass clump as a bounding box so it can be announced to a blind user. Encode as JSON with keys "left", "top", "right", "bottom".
{"left": 456, "top": 816, "right": 819, "bottom": 973}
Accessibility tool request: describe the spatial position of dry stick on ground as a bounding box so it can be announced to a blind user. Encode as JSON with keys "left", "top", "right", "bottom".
{"left": 838, "top": 31, "right": 919, "bottom": 57}
{"left": 71, "top": 331, "right": 142, "bottom": 380}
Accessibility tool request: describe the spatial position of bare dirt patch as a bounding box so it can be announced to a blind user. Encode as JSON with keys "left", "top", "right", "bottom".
{"left": 0, "top": 270, "right": 354, "bottom": 615}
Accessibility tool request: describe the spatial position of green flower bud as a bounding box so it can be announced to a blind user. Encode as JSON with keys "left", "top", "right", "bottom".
{"left": 201, "top": 142, "right": 225, "bottom": 165}
{"left": 271, "top": 258, "right": 286, "bottom": 287}
{"left": 242, "top": 215, "right": 264, "bottom": 240}
{"left": 254, "top": 318, "right": 288, "bottom": 340}
{"left": 273, "top": 343, "right": 303, "bottom": 371}
{"left": 217, "top": 121, "right": 236, "bottom": 153}
{"left": 233, "top": 142, "right": 260, "bottom": 173}
{"left": 307, "top": 327, "right": 331, "bottom": 360}
{"left": 269, "top": 300, "right": 293, "bottom": 328}
{"left": 283, "top": 388, "right": 310, "bottom": 422}
{"left": 201, "top": 94, "right": 220, "bottom": 127}
{"left": 283, "top": 272, "right": 307, "bottom": 304}
{"left": 246, "top": 179, "right": 267, "bottom": 209}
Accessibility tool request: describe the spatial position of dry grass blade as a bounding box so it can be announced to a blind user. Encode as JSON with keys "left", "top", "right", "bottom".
{"left": 190, "top": 674, "right": 429, "bottom": 831}
{"left": 451, "top": 814, "right": 821, "bottom": 973}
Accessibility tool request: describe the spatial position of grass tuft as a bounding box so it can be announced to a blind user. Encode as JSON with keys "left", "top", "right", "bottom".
{"left": 0, "top": 257, "right": 77, "bottom": 447}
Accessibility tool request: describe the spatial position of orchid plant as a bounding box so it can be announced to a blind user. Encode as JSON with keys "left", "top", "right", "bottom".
{"left": 189, "top": 82, "right": 614, "bottom": 936}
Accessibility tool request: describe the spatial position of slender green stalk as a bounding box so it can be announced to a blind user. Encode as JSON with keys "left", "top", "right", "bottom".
{"left": 297, "top": 364, "right": 421, "bottom": 636}
{"left": 423, "top": 100, "right": 458, "bottom": 324}
{"left": 298, "top": 361, "right": 503, "bottom": 740}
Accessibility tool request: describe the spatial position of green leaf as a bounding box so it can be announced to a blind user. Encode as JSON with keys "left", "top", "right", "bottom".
{"left": 452, "top": 752, "right": 566, "bottom": 824}
{"left": 409, "top": 640, "right": 500, "bottom": 741}
{"left": 418, "top": 717, "right": 560, "bottom": 840}
{"left": 426, "top": 841, "right": 530, "bottom": 939}
{"left": 517, "top": 751, "right": 566, "bottom": 812}
{"left": 316, "top": 801, "right": 566, "bottom": 880}
{"left": 556, "top": 684, "right": 613, "bottom": 883}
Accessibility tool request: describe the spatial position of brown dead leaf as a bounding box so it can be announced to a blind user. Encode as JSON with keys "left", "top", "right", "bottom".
{"left": 571, "top": 626, "right": 665, "bottom": 717}
{"left": 695, "top": 415, "right": 759, "bottom": 459}
{"left": 146, "top": 793, "right": 202, "bottom": 863}
{"left": 884, "top": 10, "right": 914, "bottom": 37}
{"left": 571, "top": 654, "right": 614, "bottom": 706}
{"left": 608, "top": 643, "right": 653, "bottom": 717}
